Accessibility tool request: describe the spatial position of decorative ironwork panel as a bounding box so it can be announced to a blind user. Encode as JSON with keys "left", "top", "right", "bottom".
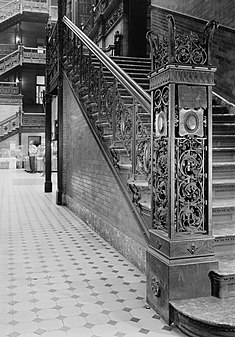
{"left": 0, "top": 114, "right": 19, "bottom": 137}
{"left": 47, "top": 23, "right": 59, "bottom": 89}
{"left": 152, "top": 85, "right": 169, "bottom": 232}
{"left": 136, "top": 117, "right": 151, "bottom": 177}
{"left": 147, "top": 15, "right": 218, "bottom": 71}
{"left": 152, "top": 137, "right": 168, "bottom": 232}
{"left": 175, "top": 32, "right": 207, "bottom": 65}
{"left": 0, "top": 82, "right": 19, "bottom": 95}
{"left": 174, "top": 85, "right": 208, "bottom": 234}
{"left": 115, "top": 92, "right": 133, "bottom": 157}
{"left": 175, "top": 137, "right": 206, "bottom": 234}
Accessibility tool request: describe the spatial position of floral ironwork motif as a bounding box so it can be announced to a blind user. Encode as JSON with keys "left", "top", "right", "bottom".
{"left": 175, "top": 137, "right": 206, "bottom": 234}
{"left": 115, "top": 95, "right": 133, "bottom": 157}
{"left": 175, "top": 32, "right": 207, "bottom": 65}
{"left": 136, "top": 117, "right": 151, "bottom": 177}
{"left": 152, "top": 137, "right": 168, "bottom": 232}
{"left": 152, "top": 85, "right": 169, "bottom": 232}
{"left": 147, "top": 15, "right": 218, "bottom": 71}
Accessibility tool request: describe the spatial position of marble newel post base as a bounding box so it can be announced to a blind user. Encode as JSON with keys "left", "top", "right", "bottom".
{"left": 146, "top": 230, "right": 218, "bottom": 323}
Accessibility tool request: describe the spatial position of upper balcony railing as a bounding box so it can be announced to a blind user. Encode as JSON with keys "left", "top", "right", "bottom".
{"left": 0, "top": 45, "right": 46, "bottom": 75}
{"left": 22, "top": 46, "right": 46, "bottom": 64}
{"left": 0, "top": 0, "right": 57, "bottom": 24}
{"left": 0, "top": 81, "right": 20, "bottom": 95}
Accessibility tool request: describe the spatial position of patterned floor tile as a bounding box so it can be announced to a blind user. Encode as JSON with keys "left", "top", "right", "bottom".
{"left": 0, "top": 170, "right": 185, "bottom": 337}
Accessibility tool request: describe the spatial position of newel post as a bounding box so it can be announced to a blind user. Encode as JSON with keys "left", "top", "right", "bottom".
{"left": 146, "top": 16, "right": 219, "bottom": 323}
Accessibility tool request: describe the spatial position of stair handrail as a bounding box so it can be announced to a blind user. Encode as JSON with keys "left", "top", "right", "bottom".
{"left": 23, "top": 46, "right": 46, "bottom": 53}
{"left": 0, "top": 48, "right": 19, "bottom": 62}
{"left": 212, "top": 90, "right": 235, "bottom": 108}
{"left": 62, "top": 16, "right": 151, "bottom": 113}
{"left": 0, "top": 81, "right": 20, "bottom": 95}
{"left": 0, "top": 0, "right": 20, "bottom": 12}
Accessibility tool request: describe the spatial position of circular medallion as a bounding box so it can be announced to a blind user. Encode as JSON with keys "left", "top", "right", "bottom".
{"left": 184, "top": 110, "right": 199, "bottom": 133}
{"left": 143, "top": 142, "right": 151, "bottom": 173}
{"left": 155, "top": 112, "right": 166, "bottom": 136}
{"left": 120, "top": 113, "right": 125, "bottom": 136}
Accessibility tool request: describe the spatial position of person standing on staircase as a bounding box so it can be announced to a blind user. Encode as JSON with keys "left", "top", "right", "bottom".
{"left": 28, "top": 140, "right": 38, "bottom": 173}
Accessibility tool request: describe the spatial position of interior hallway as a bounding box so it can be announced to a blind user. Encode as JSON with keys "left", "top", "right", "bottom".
{"left": 0, "top": 169, "right": 185, "bottom": 337}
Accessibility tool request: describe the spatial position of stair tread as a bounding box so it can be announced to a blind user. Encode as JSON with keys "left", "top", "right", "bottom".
{"left": 170, "top": 296, "right": 235, "bottom": 327}
{"left": 217, "top": 255, "right": 235, "bottom": 274}
{"left": 213, "top": 198, "right": 235, "bottom": 207}
{"left": 213, "top": 178, "right": 235, "bottom": 184}
{"left": 213, "top": 161, "right": 235, "bottom": 166}
{"left": 213, "top": 147, "right": 235, "bottom": 151}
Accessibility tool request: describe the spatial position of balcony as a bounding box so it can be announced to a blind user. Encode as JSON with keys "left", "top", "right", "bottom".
{"left": 0, "top": 0, "right": 58, "bottom": 30}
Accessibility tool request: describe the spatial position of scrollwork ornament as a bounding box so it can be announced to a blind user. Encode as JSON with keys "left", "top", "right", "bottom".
{"left": 175, "top": 138, "right": 206, "bottom": 234}
{"left": 152, "top": 138, "right": 168, "bottom": 232}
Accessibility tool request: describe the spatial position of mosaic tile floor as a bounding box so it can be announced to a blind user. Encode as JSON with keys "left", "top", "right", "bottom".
{"left": 0, "top": 169, "right": 186, "bottom": 337}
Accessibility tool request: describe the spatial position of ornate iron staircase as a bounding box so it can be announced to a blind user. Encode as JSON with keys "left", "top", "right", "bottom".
{"left": 49, "top": 16, "right": 235, "bottom": 262}
{"left": 47, "top": 15, "right": 235, "bottom": 336}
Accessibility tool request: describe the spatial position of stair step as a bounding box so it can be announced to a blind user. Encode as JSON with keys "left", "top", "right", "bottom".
{"left": 213, "top": 147, "right": 235, "bottom": 161}
{"left": 214, "top": 234, "right": 235, "bottom": 255}
{"left": 213, "top": 161, "right": 235, "bottom": 179}
{"left": 213, "top": 114, "right": 235, "bottom": 123}
{"left": 213, "top": 123, "right": 235, "bottom": 134}
{"left": 213, "top": 135, "right": 235, "bottom": 147}
{"left": 212, "top": 198, "right": 235, "bottom": 226}
{"left": 212, "top": 179, "right": 235, "bottom": 199}
{"left": 209, "top": 254, "right": 235, "bottom": 298}
{"left": 170, "top": 297, "right": 235, "bottom": 337}
{"left": 212, "top": 105, "right": 229, "bottom": 114}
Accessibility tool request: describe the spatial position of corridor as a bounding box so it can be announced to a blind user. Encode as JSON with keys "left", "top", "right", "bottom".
{"left": 0, "top": 169, "right": 184, "bottom": 337}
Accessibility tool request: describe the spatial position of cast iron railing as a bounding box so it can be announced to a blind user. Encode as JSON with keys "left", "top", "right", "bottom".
{"left": 0, "top": 45, "right": 46, "bottom": 75}
{"left": 0, "top": 113, "right": 19, "bottom": 137}
{"left": 22, "top": 112, "right": 45, "bottom": 127}
{"left": 147, "top": 15, "right": 219, "bottom": 71}
{"left": 46, "top": 16, "right": 152, "bottom": 231}
{"left": 0, "top": 0, "right": 49, "bottom": 24}
{"left": 0, "top": 81, "right": 20, "bottom": 95}
{"left": 61, "top": 17, "right": 152, "bottom": 190}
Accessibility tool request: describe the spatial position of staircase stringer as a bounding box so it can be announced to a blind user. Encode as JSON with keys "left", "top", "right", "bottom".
{"left": 64, "top": 71, "right": 150, "bottom": 243}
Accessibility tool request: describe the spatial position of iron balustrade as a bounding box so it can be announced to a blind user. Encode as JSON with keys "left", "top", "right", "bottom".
{"left": 63, "top": 17, "right": 150, "bottom": 112}
{"left": 0, "top": 0, "right": 50, "bottom": 24}
{"left": 0, "top": 49, "right": 20, "bottom": 75}
{"left": 147, "top": 14, "right": 219, "bottom": 72}
{"left": 22, "top": 113, "right": 45, "bottom": 127}
{"left": 0, "top": 113, "right": 19, "bottom": 138}
{"left": 61, "top": 16, "right": 151, "bottom": 183}
{"left": 0, "top": 45, "right": 46, "bottom": 75}
{"left": 0, "top": 82, "right": 20, "bottom": 95}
